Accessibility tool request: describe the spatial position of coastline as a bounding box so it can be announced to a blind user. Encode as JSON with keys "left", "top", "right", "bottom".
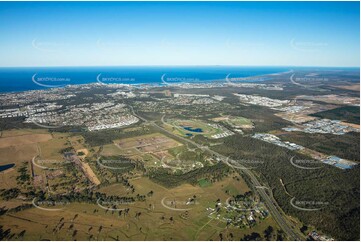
{"left": 0, "top": 67, "right": 292, "bottom": 94}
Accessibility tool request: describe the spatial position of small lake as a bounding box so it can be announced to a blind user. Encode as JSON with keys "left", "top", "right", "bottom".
{"left": 0, "top": 163, "right": 15, "bottom": 172}
{"left": 183, "top": 126, "right": 203, "bottom": 133}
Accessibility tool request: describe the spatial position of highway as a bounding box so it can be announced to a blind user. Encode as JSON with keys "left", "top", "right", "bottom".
{"left": 128, "top": 105, "right": 303, "bottom": 240}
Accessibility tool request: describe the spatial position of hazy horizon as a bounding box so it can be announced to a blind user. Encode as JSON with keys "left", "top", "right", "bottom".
{"left": 0, "top": 65, "right": 360, "bottom": 68}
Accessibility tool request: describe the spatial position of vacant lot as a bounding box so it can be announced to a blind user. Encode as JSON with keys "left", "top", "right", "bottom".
{"left": 115, "top": 133, "right": 181, "bottom": 150}
{"left": 0, "top": 128, "right": 49, "bottom": 138}
{"left": 0, "top": 133, "right": 52, "bottom": 148}
{"left": 112, "top": 133, "right": 182, "bottom": 167}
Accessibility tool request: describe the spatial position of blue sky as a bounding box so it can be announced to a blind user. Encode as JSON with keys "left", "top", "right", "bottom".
{"left": 0, "top": 1, "right": 359, "bottom": 67}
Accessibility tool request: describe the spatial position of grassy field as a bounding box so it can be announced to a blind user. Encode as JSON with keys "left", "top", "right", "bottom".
{"left": 0, "top": 173, "right": 282, "bottom": 240}
{"left": 227, "top": 117, "right": 253, "bottom": 128}
{"left": 212, "top": 116, "right": 254, "bottom": 129}
{"left": 99, "top": 143, "right": 122, "bottom": 156}
{"left": 0, "top": 130, "right": 58, "bottom": 191}
{"left": 0, "top": 129, "right": 97, "bottom": 195}
{"left": 198, "top": 178, "right": 211, "bottom": 187}
{"left": 37, "top": 133, "right": 70, "bottom": 161}
{"left": 0, "top": 133, "right": 52, "bottom": 149}
{"left": 0, "top": 128, "right": 49, "bottom": 138}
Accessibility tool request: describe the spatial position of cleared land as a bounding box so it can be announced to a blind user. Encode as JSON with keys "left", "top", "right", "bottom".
{"left": 111, "top": 133, "right": 183, "bottom": 169}
{"left": 115, "top": 133, "right": 182, "bottom": 152}
{"left": 0, "top": 128, "right": 49, "bottom": 138}
{"left": 81, "top": 162, "right": 100, "bottom": 185}
{"left": 0, "top": 133, "right": 52, "bottom": 148}
{"left": 331, "top": 83, "right": 360, "bottom": 91}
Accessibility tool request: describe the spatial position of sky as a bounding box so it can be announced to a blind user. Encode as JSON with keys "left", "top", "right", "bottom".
{"left": 0, "top": 1, "right": 359, "bottom": 67}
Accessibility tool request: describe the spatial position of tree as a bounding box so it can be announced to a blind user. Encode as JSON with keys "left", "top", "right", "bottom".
{"left": 264, "top": 226, "right": 274, "bottom": 240}
{"left": 219, "top": 233, "right": 223, "bottom": 241}
{"left": 300, "top": 225, "right": 308, "bottom": 234}
{"left": 241, "top": 232, "right": 261, "bottom": 241}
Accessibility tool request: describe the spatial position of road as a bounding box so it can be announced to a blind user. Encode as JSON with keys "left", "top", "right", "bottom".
{"left": 128, "top": 106, "right": 303, "bottom": 240}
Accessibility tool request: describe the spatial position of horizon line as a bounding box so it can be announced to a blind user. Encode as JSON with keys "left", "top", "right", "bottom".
{"left": 0, "top": 65, "right": 360, "bottom": 69}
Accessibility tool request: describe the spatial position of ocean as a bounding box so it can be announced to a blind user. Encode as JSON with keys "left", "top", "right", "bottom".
{"left": 0, "top": 66, "right": 292, "bottom": 93}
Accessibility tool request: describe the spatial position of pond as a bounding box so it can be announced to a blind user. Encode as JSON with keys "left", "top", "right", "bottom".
{"left": 182, "top": 126, "right": 203, "bottom": 133}
{"left": 0, "top": 163, "right": 15, "bottom": 172}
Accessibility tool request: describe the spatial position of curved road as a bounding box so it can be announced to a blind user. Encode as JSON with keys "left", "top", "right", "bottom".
{"left": 128, "top": 106, "right": 303, "bottom": 240}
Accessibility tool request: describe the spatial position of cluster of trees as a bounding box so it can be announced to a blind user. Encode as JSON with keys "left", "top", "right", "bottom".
{"left": 0, "top": 117, "right": 32, "bottom": 130}
{"left": 0, "top": 226, "right": 26, "bottom": 241}
{"left": 233, "top": 191, "right": 253, "bottom": 200}
{"left": 0, "top": 188, "right": 20, "bottom": 201}
{"left": 239, "top": 226, "right": 283, "bottom": 241}
{"left": 213, "top": 135, "right": 360, "bottom": 241}
{"left": 311, "top": 106, "right": 360, "bottom": 124}
{"left": 16, "top": 163, "right": 31, "bottom": 186}
{"left": 60, "top": 147, "right": 73, "bottom": 153}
